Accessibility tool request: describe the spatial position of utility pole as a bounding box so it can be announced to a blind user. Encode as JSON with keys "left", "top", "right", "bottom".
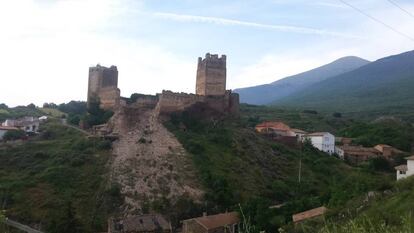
{"left": 298, "top": 142, "right": 302, "bottom": 184}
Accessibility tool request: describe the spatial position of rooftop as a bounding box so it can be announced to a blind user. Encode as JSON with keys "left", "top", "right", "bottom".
{"left": 291, "top": 128, "right": 307, "bottom": 134}
{"left": 292, "top": 207, "right": 328, "bottom": 223}
{"left": 405, "top": 155, "right": 414, "bottom": 160}
{"left": 255, "top": 121, "right": 291, "bottom": 131}
{"left": 306, "top": 132, "right": 331, "bottom": 137}
{"left": 395, "top": 165, "right": 408, "bottom": 171}
{"left": 110, "top": 214, "right": 171, "bottom": 232}
{"left": 185, "top": 212, "right": 239, "bottom": 230}
{"left": 0, "top": 126, "right": 19, "bottom": 130}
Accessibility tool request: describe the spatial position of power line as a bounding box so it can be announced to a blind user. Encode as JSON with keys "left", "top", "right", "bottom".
{"left": 338, "top": 0, "right": 414, "bottom": 42}
{"left": 386, "top": 0, "right": 414, "bottom": 19}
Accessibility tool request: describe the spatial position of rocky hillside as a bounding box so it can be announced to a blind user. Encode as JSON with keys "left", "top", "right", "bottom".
{"left": 108, "top": 106, "right": 204, "bottom": 215}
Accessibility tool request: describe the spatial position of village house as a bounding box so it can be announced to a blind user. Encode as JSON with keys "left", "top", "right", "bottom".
{"left": 292, "top": 206, "right": 328, "bottom": 225}
{"left": 2, "top": 116, "right": 40, "bottom": 133}
{"left": 0, "top": 126, "right": 19, "bottom": 140}
{"left": 255, "top": 121, "right": 292, "bottom": 136}
{"left": 395, "top": 155, "right": 414, "bottom": 180}
{"left": 108, "top": 214, "right": 172, "bottom": 233}
{"left": 255, "top": 121, "right": 307, "bottom": 146}
{"left": 182, "top": 212, "right": 240, "bottom": 233}
{"left": 374, "top": 144, "right": 404, "bottom": 159}
{"left": 304, "top": 132, "right": 335, "bottom": 155}
{"left": 335, "top": 145, "right": 381, "bottom": 165}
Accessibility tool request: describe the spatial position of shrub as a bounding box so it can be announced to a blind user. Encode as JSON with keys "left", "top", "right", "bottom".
{"left": 333, "top": 112, "right": 342, "bottom": 118}
{"left": 3, "top": 129, "right": 25, "bottom": 141}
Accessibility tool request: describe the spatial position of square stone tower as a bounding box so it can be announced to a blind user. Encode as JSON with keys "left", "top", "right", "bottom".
{"left": 196, "top": 53, "right": 227, "bottom": 96}
{"left": 87, "top": 64, "right": 120, "bottom": 109}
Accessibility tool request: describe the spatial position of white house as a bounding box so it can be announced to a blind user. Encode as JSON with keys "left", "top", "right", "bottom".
{"left": 304, "top": 132, "right": 335, "bottom": 155}
{"left": 395, "top": 155, "right": 414, "bottom": 180}
{"left": 2, "top": 116, "right": 40, "bottom": 133}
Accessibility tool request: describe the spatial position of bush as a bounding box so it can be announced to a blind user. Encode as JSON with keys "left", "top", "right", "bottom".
{"left": 368, "top": 157, "right": 392, "bottom": 172}
{"left": 3, "top": 129, "right": 25, "bottom": 141}
{"left": 333, "top": 112, "right": 342, "bottom": 118}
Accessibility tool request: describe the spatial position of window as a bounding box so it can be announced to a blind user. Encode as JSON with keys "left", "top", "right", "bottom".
{"left": 400, "top": 171, "right": 406, "bottom": 175}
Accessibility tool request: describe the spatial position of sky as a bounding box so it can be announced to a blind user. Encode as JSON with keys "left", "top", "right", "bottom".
{"left": 1, "top": 0, "right": 414, "bottom": 107}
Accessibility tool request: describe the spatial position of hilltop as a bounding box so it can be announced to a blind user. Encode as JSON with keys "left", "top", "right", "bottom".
{"left": 274, "top": 50, "right": 414, "bottom": 119}
{"left": 234, "top": 56, "right": 369, "bottom": 105}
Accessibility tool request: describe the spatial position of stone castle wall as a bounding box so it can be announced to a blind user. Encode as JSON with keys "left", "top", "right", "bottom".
{"left": 196, "top": 53, "right": 226, "bottom": 96}
{"left": 87, "top": 53, "right": 239, "bottom": 115}
{"left": 156, "top": 90, "right": 239, "bottom": 115}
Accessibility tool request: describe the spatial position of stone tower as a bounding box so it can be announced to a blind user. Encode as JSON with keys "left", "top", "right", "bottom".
{"left": 87, "top": 64, "right": 120, "bottom": 110}
{"left": 196, "top": 53, "right": 227, "bottom": 96}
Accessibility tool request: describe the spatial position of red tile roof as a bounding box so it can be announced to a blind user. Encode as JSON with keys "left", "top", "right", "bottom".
{"left": 255, "top": 121, "right": 291, "bottom": 131}
{"left": 189, "top": 212, "right": 240, "bottom": 230}
{"left": 292, "top": 207, "right": 328, "bottom": 223}
{"left": 0, "top": 126, "right": 19, "bottom": 130}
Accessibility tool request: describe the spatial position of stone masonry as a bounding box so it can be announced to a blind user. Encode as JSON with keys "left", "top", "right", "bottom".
{"left": 87, "top": 64, "right": 121, "bottom": 110}
{"left": 196, "top": 53, "right": 226, "bottom": 96}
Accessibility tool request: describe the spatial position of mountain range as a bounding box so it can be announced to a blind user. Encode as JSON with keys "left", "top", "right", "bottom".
{"left": 235, "top": 50, "right": 414, "bottom": 114}
{"left": 234, "top": 56, "right": 370, "bottom": 105}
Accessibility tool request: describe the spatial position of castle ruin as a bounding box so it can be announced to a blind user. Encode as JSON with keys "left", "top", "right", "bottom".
{"left": 196, "top": 53, "right": 226, "bottom": 96}
{"left": 87, "top": 53, "right": 239, "bottom": 115}
{"left": 87, "top": 65, "right": 120, "bottom": 109}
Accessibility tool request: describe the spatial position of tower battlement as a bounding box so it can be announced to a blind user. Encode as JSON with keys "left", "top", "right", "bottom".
{"left": 87, "top": 64, "right": 120, "bottom": 110}
{"left": 197, "top": 53, "right": 226, "bottom": 69}
{"left": 196, "top": 53, "right": 227, "bottom": 96}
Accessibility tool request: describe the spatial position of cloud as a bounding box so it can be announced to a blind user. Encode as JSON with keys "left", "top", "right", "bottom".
{"left": 230, "top": 4, "right": 414, "bottom": 90}
{"left": 0, "top": 0, "right": 196, "bottom": 107}
{"left": 153, "top": 12, "right": 365, "bottom": 39}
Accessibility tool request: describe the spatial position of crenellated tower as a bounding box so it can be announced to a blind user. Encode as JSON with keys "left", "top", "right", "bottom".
{"left": 87, "top": 64, "right": 120, "bottom": 110}
{"left": 196, "top": 53, "right": 227, "bottom": 96}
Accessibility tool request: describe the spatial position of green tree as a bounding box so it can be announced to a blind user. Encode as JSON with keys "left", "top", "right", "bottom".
{"left": 3, "top": 130, "right": 25, "bottom": 141}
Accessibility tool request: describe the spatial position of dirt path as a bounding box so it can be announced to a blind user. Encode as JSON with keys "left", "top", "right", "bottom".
{"left": 109, "top": 107, "right": 203, "bottom": 214}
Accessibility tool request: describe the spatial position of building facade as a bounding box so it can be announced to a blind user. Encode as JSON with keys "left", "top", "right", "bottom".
{"left": 2, "top": 117, "right": 40, "bottom": 133}
{"left": 395, "top": 155, "right": 414, "bottom": 180}
{"left": 335, "top": 145, "right": 381, "bottom": 164}
{"left": 304, "top": 132, "right": 335, "bottom": 155}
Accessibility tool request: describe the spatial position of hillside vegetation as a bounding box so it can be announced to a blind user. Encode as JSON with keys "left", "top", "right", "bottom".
{"left": 297, "top": 176, "right": 414, "bottom": 233}
{"left": 0, "top": 121, "right": 120, "bottom": 233}
{"left": 240, "top": 104, "right": 413, "bottom": 152}
{"left": 165, "top": 104, "right": 393, "bottom": 232}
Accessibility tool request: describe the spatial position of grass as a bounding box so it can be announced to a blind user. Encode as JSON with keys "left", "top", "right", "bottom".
{"left": 293, "top": 176, "right": 414, "bottom": 233}
{"left": 164, "top": 105, "right": 393, "bottom": 232}
{"left": 0, "top": 121, "right": 120, "bottom": 233}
